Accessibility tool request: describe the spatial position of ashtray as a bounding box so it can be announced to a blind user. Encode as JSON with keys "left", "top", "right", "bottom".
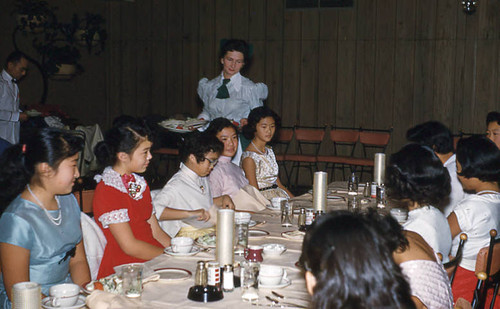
{"left": 187, "top": 285, "right": 223, "bottom": 302}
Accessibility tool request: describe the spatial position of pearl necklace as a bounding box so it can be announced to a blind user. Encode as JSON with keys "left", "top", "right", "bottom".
{"left": 27, "top": 184, "right": 62, "bottom": 226}
{"left": 251, "top": 141, "right": 267, "bottom": 155}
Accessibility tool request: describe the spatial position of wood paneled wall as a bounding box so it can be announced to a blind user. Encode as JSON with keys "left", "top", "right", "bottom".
{"left": 105, "top": 0, "right": 500, "bottom": 154}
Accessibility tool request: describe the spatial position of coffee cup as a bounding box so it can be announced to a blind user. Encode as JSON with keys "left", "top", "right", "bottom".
{"left": 259, "top": 265, "right": 286, "bottom": 286}
{"left": 49, "top": 283, "right": 80, "bottom": 307}
{"left": 171, "top": 237, "right": 194, "bottom": 253}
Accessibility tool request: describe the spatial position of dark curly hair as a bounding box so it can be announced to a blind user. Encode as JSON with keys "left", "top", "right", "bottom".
{"left": 94, "top": 117, "right": 151, "bottom": 168}
{"left": 242, "top": 106, "right": 280, "bottom": 141}
{"left": 219, "top": 39, "right": 250, "bottom": 64}
{"left": 456, "top": 135, "right": 500, "bottom": 184}
{"left": 385, "top": 143, "right": 451, "bottom": 208}
{"left": 406, "top": 121, "right": 454, "bottom": 155}
{"left": 0, "top": 128, "right": 84, "bottom": 212}
{"left": 486, "top": 111, "right": 500, "bottom": 126}
{"left": 300, "top": 209, "right": 414, "bottom": 309}
{"left": 179, "top": 131, "right": 223, "bottom": 164}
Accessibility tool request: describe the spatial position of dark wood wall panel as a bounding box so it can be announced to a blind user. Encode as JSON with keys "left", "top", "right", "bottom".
{"left": 95, "top": 0, "right": 496, "bottom": 156}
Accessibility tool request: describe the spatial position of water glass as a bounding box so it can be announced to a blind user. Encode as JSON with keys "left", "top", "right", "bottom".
{"left": 240, "top": 261, "right": 260, "bottom": 302}
{"left": 235, "top": 221, "right": 249, "bottom": 255}
{"left": 280, "top": 200, "right": 293, "bottom": 227}
{"left": 122, "top": 264, "right": 143, "bottom": 298}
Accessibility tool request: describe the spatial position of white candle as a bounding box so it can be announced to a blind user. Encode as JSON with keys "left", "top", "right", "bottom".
{"left": 216, "top": 209, "right": 234, "bottom": 266}
{"left": 313, "top": 171, "right": 327, "bottom": 212}
{"left": 374, "top": 153, "right": 386, "bottom": 185}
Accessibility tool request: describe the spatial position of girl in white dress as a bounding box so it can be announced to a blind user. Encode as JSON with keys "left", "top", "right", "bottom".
{"left": 241, "top": 107, "right": 293, "bottom": 200}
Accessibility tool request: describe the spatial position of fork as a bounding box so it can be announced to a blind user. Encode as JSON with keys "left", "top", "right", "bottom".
{"left": 265, "top": 296, "right": 307, "bottom": 308}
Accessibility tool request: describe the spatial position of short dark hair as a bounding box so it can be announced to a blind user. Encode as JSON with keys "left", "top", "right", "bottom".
{"left": 219, "top": 39, "right": 250, "bottom": 64}
{"left": 486, "top": 111, "right": 500, "bottom": 126}
{"left": 94, "top": 117, "right": 151, "bottom": 168}
{"left": 179, "top": 131, "right": 223, "bottom": 164}
{"left": 5, "top": 51, "right": 28, "bottom": 68}
{"left": 406, "top": 121, "right": 454, "bottom": 154}
{"left": 456, "top": 135, "right": 500, "bottom": 184}
{"left": 386, "top": 143, "right": 451, "bottom": 208}
{"left": 205, "top": 117, "right": 237, "bottom": 138}
{"left": 300, "top": 209, "right": 414, "bottom": 309}
{"left": 242, "top": 106, "right": 280, "bottom": 140}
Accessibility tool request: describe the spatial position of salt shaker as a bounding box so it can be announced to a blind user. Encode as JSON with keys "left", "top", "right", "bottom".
{"left": 222, "top": 265, "right": 234, "bottom": 292}
{"left": 298, "top": 208, "right": 306, "bottom": 231}
{"left": 194, "top": 261, "right": 207, "bottom": 286}
{"left": 363, "top": 182, "right": 370, "bottom": 197}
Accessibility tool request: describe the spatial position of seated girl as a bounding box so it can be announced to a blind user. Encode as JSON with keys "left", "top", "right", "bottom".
{"left": 153, "top": 132, "right": 234, "bottom": 239}
{"left": 300, "top": 210, "right": 416, "bottom": 309}
{"left": 386, "top": 143, "right": 453, "bottom": 262}
{"left": 205, "top": 117, "right": 267, "bottom": 211}
{"left": 93, "top": 118, "right": 171, "bottom": 279}
{"left": 0, "top": 128, "right": 90, "bottom": 308}
{"left": 447, "top": 135, "right": 500, "bottom": 303}
{"left": 241, "top": 107, "right": 293, "bottom": 200}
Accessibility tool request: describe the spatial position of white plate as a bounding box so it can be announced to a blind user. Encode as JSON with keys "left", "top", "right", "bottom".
{"left": 164, "top": 246, "right": 200, "bottom": 256}
{"left": 26, "top": 110, "right": 42, "bottom": 117}
{"left": 248, "top": 220, "right": 257, "bottom": 227}
{"left": 155, "top": 268, "right": 192, "bottom": 282}
{"left": 259, "top": 277, "right": 291, "bottom": 289}
{"left": 281, "top": 230, "right": 305, "bottom": 241}
{"left": 195, "top": 234, "right": 216, "bottom": 248}
{"left": 327, "top": 195, "right": 344, "bottom": 200}
{"left": 249, "top": 229, "right": 269, "bottom": 239}
{"left": 166, "top": 127, "right": 197, "bottom": 133}
{"left": 42, "top": 295, "right": 86, "bottom": 309}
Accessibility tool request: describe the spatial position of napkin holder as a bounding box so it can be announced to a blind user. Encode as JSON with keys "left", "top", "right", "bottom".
{"left": 187, "top": 285, "right": 223, "bottom": 302}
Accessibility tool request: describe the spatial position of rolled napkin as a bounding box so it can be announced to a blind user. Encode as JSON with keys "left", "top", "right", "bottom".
{"left": 374, "top": 153, "right": 386, "bottom": 184}
{"left": 216, "top": 209, "right": 234, "bottom": 266}
{"left": 313, "top": 171, "right": 327, "bottom": 212}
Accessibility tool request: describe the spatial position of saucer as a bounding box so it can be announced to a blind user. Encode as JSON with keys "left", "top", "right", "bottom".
{"left": 164, "top": 246, "right": 200, "bottom": 256}
{"left": 42, "top": 295, "right": 86, "bottom": 309}
{"left": 259, "top": 277, "right": 291, "bottom": 289}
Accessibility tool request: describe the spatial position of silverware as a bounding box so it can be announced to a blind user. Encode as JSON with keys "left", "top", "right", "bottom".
{"left": 265, "top": 296, "right": 307, "bottom": 308}
{"left": 272, "top": 291, "right": 311, "bottom": 302}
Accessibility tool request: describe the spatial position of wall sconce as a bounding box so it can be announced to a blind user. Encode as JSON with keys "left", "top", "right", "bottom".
{"left": 462, "top": 0, "right": 478, "bottom": 14}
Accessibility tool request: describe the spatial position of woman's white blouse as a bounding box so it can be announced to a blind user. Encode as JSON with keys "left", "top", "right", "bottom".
{"left": 197, "top": 72, "right": 267, "bottom": 122}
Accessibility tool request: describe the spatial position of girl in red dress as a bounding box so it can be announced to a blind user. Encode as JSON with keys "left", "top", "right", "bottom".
{"left": 93, "top": 118, "right": 171, "bottom": 278}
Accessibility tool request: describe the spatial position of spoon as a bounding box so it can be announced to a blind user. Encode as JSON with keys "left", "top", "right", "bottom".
{"left": 265, "top": 296, "right": 307, "bottom": 308}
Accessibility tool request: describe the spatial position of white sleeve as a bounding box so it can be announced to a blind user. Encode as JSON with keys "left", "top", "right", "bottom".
{"left": 0, "top": 83, "right": 19, "bottom": 122}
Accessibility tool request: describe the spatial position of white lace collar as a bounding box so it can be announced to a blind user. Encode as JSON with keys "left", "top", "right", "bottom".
{"left": 94, "top": 166, "right": 147, "bottom": 200}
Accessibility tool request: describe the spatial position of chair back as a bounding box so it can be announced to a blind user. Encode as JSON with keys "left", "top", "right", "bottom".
{"left": 273, "top": 127, "right": 294, "bottom": 160}
{"left": 444, "top": 233, "right": 468, "bottom": 285}
{"left": 293, "top": 125, "right": 326, "bottom": 156}
{"left": 472, "top": 229, "right": 500, "bottom": 309}
{"left": 73, "top": 189, "right": 95, "bottom": 215}
{"left": 359, "top": 128, "right": 393, "bottom": 160}
{"left": 329, "top": 126, "right": 360, "bottom": 157}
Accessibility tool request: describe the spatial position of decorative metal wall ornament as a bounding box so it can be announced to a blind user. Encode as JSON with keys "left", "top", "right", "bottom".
{"left": 462, "top": 0, "right": 478, "bottom": 14}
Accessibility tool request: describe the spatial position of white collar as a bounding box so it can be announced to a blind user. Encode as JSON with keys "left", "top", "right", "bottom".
{"left": 179, "top": 162, "right": 204, "bottom": 183}
{"left": 443, "top": 153, "right": 456, "bottom": 167}
{"left": 220, "top": 72, "right": 242, "bottom": 92}
{"left": 94, "top": 166, "right": 147, "bottom": 200}
{"left": 1, "top": 70, "right": 14, "bottom": 84}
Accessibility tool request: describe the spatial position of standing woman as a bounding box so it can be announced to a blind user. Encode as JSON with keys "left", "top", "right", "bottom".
{"left": 198, "top": 39, "right": 268, "bottom": 164}
{"left": 241, "top": 107, "right": 294, "bottom": 200}
{"left": 0, "top": 128, "right": 90, "bottom": 308}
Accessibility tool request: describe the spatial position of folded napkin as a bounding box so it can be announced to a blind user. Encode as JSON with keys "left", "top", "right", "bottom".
{"left": 232, "top": 185, "right": 268, "bottom": 212}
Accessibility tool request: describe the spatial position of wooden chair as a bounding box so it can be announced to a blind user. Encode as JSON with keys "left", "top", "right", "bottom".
{"left": 273, "top": 127, "right": 294, "bottom": 186}
{"left": 73, "top": 189, "right": 95, "bottom": 216}
{"left": 152, "top": 147, "right": 180, "bottom": 183}
{"left": 317, "top": 126, "right": 360, "bottom": 181}
{"left": 443, "top": 233, "right": 468, "bottom": 285}
{"left": 286, "top": 125, "right": 326, "bottom": 188}
{"left": 350, "top": 127, "right": 393, "bottom": 180}
{"left": 471, "top": 229, "right": 500, "bottom": 309}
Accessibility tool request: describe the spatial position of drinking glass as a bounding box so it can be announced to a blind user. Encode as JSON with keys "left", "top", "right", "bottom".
{"left": 280, "top": 200, "right": 293, "bottom": 227}
{"left": 240, "top": 261, "right": 260, "bottom": 302}
{"left": 347, "top": 173, "right": 359, "bottom": 195}
{"left": 122, "top": 264, "right": 143, "bottom": 298}
{"left": 234, "top": 221, "right": 249, "bottom": 255}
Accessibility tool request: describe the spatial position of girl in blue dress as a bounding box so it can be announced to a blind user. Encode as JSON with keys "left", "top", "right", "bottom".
{"left": 0, "top": 128, "right": 90, "bottom": 308}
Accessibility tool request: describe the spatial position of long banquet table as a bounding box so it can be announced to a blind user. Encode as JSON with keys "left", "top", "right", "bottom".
{"left": 86, "top": 182, "right": 384, "bottom": 308}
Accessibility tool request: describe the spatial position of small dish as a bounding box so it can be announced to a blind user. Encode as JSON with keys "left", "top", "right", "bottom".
{"left": 155, "top": 268, "right": 192, "bottom": 282}
{"left": 42, "top": 295, "right": 86, "bottom": 309}
{"left": 263, "top": 244, "right": 286, "bottom": 257}
{"left": 281, "top": 230, "right": 305, "bottom": 241}
{"left": 195, "top": 233, "right": 216, "bottom": 248}
{"left": 249, "top": 229, "right": 270, "bottom": 239}
{"left": 164, "top": 246, "right": 200, "bottom": 256}
{"left": 259, "top": 277, "right": 291, "bottom": 289}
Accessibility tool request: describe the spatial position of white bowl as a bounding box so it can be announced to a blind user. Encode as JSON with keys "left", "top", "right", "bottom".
{"left": 262, "top": 244, "right": 286, "bottom": 257}
{"left": 171, "top": 237, "right": 194, "bottom": 253}
{"left": 259, "top": 265, "right": 285, "bottom": 286}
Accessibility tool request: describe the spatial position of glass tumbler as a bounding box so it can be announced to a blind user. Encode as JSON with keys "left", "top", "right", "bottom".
{"left": 122, "top": 264, "right": 143, "bottom": 298}
{"left": 234, "top": 220, "right": 250, "bottom": 255}
{"left": 240, "top": 261, "right": 260, "bottom": 302}
{"left": 347, "top": 173, "right": 359, "bottom": 195}
{"left": 280, "top": 200, "right": 293, "bottom": 227}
